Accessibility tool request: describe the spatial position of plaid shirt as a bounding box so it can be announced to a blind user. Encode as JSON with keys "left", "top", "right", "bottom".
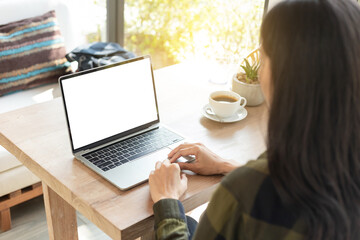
{"left": 153, "top": 153, "right": 307, "bottom": 239}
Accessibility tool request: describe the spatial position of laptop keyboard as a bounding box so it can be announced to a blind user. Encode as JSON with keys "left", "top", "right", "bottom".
{"left": 83, "top": 128, "right": 183, "bottom": 172}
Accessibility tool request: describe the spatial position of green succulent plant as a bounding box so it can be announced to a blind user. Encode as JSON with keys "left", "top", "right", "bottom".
{"left": 239, "top": 58, "right": 260, "bottom": 84}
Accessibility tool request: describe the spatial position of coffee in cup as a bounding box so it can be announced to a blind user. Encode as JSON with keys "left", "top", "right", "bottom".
{"left": 208, "top": 90, "right": 247, "bottom": 118}
{"left": 212, "top": 95, "right": 238, "bottom": 103}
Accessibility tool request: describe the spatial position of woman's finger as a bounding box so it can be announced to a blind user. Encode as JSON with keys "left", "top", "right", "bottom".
{"left": 181, "top": 173, "right": 188, "bottom": 186}
{"left": 177, "top": 162, "right": 197, "bottom": 172}
{"left": 168, "top": 143, "right": 193, "bottom": 158}
{"left": 171, "top": 162, "right": 181, "bottom": 171}
{"left": 162, "top": 159, "right": 171, "bottom": 166}
{"left": 169, "top": 147, "right": 194, "bottom": 163}
{"left": 155, "top": 161, "right": 162, "bottom": 169}
{"left": 169, "top": 146, "right": 199, "bottom": 163}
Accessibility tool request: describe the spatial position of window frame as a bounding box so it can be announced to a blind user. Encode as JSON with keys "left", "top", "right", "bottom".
{"left": 107, "top": 0, "right": 125, "bottom": 46}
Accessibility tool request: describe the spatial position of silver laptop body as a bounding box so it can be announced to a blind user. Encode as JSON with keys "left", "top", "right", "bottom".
{"left": 59, "top": 56, "right": 188, "bottom": 190}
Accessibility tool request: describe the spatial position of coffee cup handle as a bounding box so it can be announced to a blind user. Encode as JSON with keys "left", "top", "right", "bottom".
{"left": 206, "top": 107, "right": 216, "bottom": 116}
{"left": 239, "top": 97, "right": 247, "bottom": 108}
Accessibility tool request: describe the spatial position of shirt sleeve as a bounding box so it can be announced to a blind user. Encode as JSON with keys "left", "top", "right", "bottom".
{"left": 153, "top": 198, "right": 189, "bottom": 240}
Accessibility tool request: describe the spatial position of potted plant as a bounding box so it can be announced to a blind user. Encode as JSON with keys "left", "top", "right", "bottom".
{"left": 232, "top": 48, "right": 264, "bottom": 106}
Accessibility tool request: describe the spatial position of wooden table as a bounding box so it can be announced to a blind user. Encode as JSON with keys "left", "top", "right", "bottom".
{"left": 0, "top": 62, "right": 267, "bottom": 240}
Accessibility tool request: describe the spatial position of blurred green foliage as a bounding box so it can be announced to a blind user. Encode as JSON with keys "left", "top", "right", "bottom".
{"left": 124, "top": 0, "right": 265, "bottom": 69}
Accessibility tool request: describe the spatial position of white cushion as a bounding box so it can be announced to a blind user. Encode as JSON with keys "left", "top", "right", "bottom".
{"left": 0, "top": 146, "right": 22, "bottom": 173}
{"left": 0, "top": 165, "right": 40, "bottom": 197}
{"left": 0, "top": 83, "right": 59, "bottom": 114}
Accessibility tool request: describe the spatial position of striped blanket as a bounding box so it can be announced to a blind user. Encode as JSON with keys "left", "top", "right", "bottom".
{"left": 0, "top": 10, "right": 70, "bottom": 96}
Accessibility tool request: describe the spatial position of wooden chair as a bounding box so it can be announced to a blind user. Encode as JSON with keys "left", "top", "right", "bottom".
{"left": 0, "top": 183, "right": 43, "bottom": 232}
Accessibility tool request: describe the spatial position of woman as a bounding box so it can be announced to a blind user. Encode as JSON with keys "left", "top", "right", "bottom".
{"left": 149, "top": 0, "right": 360, "bottom": 239}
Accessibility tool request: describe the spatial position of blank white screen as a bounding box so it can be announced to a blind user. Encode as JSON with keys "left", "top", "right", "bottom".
{"left": 61, "top": 58, "right": 158, "bottom": 150}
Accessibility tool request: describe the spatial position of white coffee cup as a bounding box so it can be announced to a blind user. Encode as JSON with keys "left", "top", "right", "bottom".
{"left": 207, "top": 90, "right": 247, "bottom": 118}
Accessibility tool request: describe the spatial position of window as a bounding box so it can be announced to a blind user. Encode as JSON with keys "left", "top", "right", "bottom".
{"left": 118, "top": 0, "right": 265, "bottom": 69}
{"left": 68, "top": 0, "right": 107, "bottom": 44}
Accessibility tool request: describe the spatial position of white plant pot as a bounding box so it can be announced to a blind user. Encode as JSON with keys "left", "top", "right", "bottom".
{"left": 231, "top": 74, "right": 264, "bottom": 106}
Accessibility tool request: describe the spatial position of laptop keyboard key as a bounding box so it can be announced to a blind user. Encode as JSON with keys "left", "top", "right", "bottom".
{"left": 98, "top": 161, "right": 112, "bottom": 168}
{"left": 93, "top": 159, "right": 105, "bottom": 166}
{"left": 88, "top": 157, "right": 98, "bottom": 163}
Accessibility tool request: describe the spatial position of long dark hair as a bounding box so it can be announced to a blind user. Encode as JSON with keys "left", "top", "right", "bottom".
{"left": 261, "top": 0, "right": 360, "bottom": 239}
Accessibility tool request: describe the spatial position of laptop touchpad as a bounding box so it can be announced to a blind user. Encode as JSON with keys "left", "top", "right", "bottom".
{"left": 105, "top": 148, "right": 169, "bottom": 190}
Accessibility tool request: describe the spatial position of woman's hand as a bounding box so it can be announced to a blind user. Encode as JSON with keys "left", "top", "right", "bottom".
{"left": 149, "top": 159, "right": 188, "bottom": 203}
{"left": 168, "top": 143, "right": 238, "bottom": 175}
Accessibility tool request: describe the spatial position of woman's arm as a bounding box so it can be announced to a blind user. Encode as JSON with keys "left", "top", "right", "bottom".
{"left": 149, "top": 160, "right": 189, "bottom": 239}
{"left": 149, "top": 143, "right": 240, "bottom": 239}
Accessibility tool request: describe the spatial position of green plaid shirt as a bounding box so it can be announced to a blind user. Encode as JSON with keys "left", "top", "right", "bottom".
{"left": 153, "top": 153, "right": 307, "bottom": 239}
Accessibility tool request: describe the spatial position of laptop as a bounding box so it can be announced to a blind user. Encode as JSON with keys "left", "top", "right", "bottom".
{"left": 59, "top": 55, "right": 189, "bottom": 190}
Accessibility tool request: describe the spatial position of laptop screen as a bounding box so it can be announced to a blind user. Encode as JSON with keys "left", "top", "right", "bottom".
{"left": 60, "top": 56, "right": 159, "bottom": 151}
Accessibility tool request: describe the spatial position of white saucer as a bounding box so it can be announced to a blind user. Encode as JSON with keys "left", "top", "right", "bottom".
{"left": 201, "top": 104, "right": 248, "bottom": 123}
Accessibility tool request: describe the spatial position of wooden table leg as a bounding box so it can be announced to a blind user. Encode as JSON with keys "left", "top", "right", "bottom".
{"left": 42, "top": 182, "right": 78, "bottom": 240}
{"left": 0, "top": 208, "right": 11, "bottom": 232}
